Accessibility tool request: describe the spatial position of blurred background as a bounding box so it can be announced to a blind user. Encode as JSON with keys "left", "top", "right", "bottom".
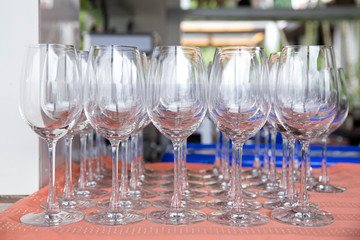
{"left": 1, "top": 0, "right": 360, "bottom": 195}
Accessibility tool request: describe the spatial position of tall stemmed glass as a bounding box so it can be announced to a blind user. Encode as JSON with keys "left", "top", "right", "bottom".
{"left": 19, "top": 44, "right": 83, "bottom": 226}
{"left": 208, "top": 46, "right": 270, "bottom": 226}
{"left": 308, "top": 68, "right": 349, "bottom": 193}
{"left": 84, "top": 45, "right": 146, "bottom": 225}
{"left": 73, "top": 51, "right": 108, "bottom": 199}
{"left": 272, "top": 45, "right": 337, "bottom": 226}
{"left": 146, "top": 46, "right": 207, "bottom": 225}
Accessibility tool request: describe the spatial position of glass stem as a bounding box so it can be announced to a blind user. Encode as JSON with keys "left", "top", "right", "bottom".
{"left": 95, "top": 132, "right": 101, "bottom": 175}
{"left": 269, "top": 129, "right": 277, "bottom": 182}
{"left": 254, "top": 131, "right": 261, "bottom": 169}
{"left": 214, "top": 128, "right": 221, "bottom": 170}
{"left": 129, "top": 134, "right": 138, "bottom": 190}
{"left": 180, "top": 140, "right": 188, "bottom": 194}
{"left": 78, "top": 133, "right": 88, "bottom": 189}
{"left": 319, "top": 136, "right": 329, "bottom": 185}
{"left": 63, "top": 134, "right": 75, "bottom": 200}
{"left": 221, "top": 135, "right": 230, "bottom": 181}
{"left": 109, "top": 139, "right": 121, "bottom": 210}
{"left": 263, "top": 127, "right": 270, "bottom": 175}
{"left": 233, "top": 141, "right": 245, "bottom": 212}
{"left": 46, "top": 139, "right": 59, "bottom": 211}
{"left": 299, "top": 140, "right": 310, "bottom": 208}
{"left": 120, "top": 139, "right": 130, "bottom": 199}
{"left": 138, "top": 131, "right": 145, "bottom": 176}
{"left": 170, "top": 141, "right": 183, "bottom": 210}
{"left": 287, "top": 137, "right": 296, "bottom": 200}
{"left": 87, "top": 131, "right": 95, "bottom": 181}
{"left": 280, "top": 135, "right": 288, "bottom": 189}
{"left": 227, "top": 143, "right": 236, "bottom": 200}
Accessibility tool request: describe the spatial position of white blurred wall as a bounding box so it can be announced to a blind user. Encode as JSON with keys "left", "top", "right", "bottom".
{"left": 0, "top": 1, "right": 39, "bottom": 195}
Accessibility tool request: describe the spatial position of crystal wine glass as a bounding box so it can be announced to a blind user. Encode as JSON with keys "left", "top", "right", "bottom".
{"left": 308, "top": 67, "right": 349, "bottom": 193}
{"left": 207, "top": 46, "right": 270, "bottom": 226}
{"left": 19, "top": 44, "right": 83, "bottom": 226}
{"left": 84, "top": 45, "right": 146, "bottom": 225}
{"left": 146, "top": 46, "right": 208, "bottom": 225}
{"left": 272, "top": 45, "right": 337, "bottom": 226}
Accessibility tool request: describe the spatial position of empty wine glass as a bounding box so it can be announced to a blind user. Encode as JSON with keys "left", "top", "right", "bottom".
{"left": 146, "top": 46, "right": 208, "bottom": 225}
{"left": 207, "top": 46, "right": 270, "bottom": 227}
{"left": 84, "top": 45, "right": 146, "bottom": 225}
{"left": 73, "top": 50, "right": 108, "bottom": 200}
{"left": 272, "top": 45, "right": 337, "bottom": 227}
{"left": 308, "top": 67, "right": 349, "bottom": 193}
{"left": 19, "top": 44, "right": 83, "bottom": 226}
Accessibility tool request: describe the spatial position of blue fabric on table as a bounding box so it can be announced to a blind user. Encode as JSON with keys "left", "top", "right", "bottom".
{"left": 161, "top": 143, "right": 360, "bottom": 167}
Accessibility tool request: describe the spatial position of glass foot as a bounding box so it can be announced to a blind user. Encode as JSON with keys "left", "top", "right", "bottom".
{"left": 40, "top": 198, "right": 97, "bottom": 210}
{"left": 272, "top": 206, "right": 334, "bottom": 227}
{"left": 188, "top": 174, "right": 218, "bottom": 181}
{"left": 205, "top": 181, "right": 230, "bottom": 190}
{"left": 209, "top": 189, "right": 258, "bottom": 200}
{"left": 85, "top": 209, "right": 145, "bottom": 225}
{"left": 145, "top": 167, "right": 173, "bottom": 174}
{"left": 246, "top": 174, "right": 268, "bottom": 183}
{"left": 20, "top": 210, "right": 83, "bottom": 227}
{"left": 207, "top": 199, "right": 262, "bottom": 211}
{"left": 260, "top": 189, "right": 286, "bottom": 199}
{"left": 85, "top": 180, "right": 112, "bottom": 189}
{"left": 188, "top": 168, "right": 219, "bottom": 176}
{"left": 263, "top": 198, "right": 319, "bottom": 210}
{"left": 307, "top": 183, "right": 346, "bottom": 193}
{"left": 250, "top": 181, "right": 279, "bottom": 191}
{"left": 160, "top": 181, "right": 203, "bottom": 190}
{"left": 74, "top": 188, "right": 108, "bottom": 199}
{"left": 147, "top": 210, "right": 206, "bottom": 225}
{"left": 97, "top": 198, "right": 151, "bottom": 210}
{"left": 143, "top": 172, "right": 173, "bottom": 181}
{"left": 160, "top": 189, "right": 208, "bottom": 199}
{"left": 242, "top": 168, "right": 262, "bottom": 177}
{"left": 208, "top": 211, "right": 269, "bottom": 227}
{"left": 128, "top": 189, "right": 158, "bottom": 199}
{"left": 152, "top": 198, "right": 206, "bottom": 210}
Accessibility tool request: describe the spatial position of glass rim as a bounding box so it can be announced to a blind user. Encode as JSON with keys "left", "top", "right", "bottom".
{"left": 282, "top": 45, "right": 334, "bottom": 49}
{"left": 217, "top": 46, "right": 264, "bottom": 51}
{"left": 90, "top": 45, "right": 139, "bottom": 51}
{"left": 153, "top": 45, "right": 201, "bottom": 52}
{"left": 27, "top": 43, "right": 76, "bottom": 49}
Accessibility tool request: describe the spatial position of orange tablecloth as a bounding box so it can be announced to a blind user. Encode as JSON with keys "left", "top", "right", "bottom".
{"left": 0, "top": 162, "right": 360, "bottom": 240}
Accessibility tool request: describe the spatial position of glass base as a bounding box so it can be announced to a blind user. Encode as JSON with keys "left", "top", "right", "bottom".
{"left": 272, "top": 206, "right": 334, "bottom": 227}
{"left": 40, "top": 198, "right": 97, "bottom": 210}
{"left": 188, "top": 174, "right": 218, "bottom": 181}
{"left": 188, "top": 167, "right": 219, "bottom": 176}
{"left": 205, "top": 180, "right": 230, "bottom": 190}
{"left": 20, "top": 210, "right": 83, "bottom": 227}
{"left": 246, "top": 173, "right": 268, "bottom": 183}
{"left": 307, "top": 183, "right": 346, "bottom": 193}
{"left": 85, "top": 209, "right": 145, "bottom": 225}
{"left": 147, "top": 210, "right": 207, "bottom": 225}
{"left": 74, "top": 188, "right": 108, "bottom": 199}
{"left": 208, "top": 211, "right": 269, "bottom": 227}
{"left": 250, "top": 181, "right": 279, "bottom": 191}
{"left": 84, "top": 180, "right": 112, "bottom": 189}
{"left": 209, "top": 189, "right": 258, "bottom": 200}
{"left": 152, "top": 198, "right": 206, "bottom": 210}
{"left": 242, "top": 168, "right": 262, "bottom": 178}
{"left": 263, "top": 198, "right": 319, "bottom": 210}
{"left": 159, "top": 189, "right": 208, "bottom": 199}
{"left": 128, "top": 189, "right": 158, "bottom": 199}
{"left": 97, "top": 198, "right": 151, "bottom": 210}
{"left": 260, "top": 189, "right": 286, "bottom": 199}
{"left": 145, "top": 167, "right": 173, "bottom": 174}
{"left": 143, "top": 172, "right": 173, "bottom": 181}
{"left": 207, "top": 199, "right": 262, "bottom": 211}
{"left": 160, "top": 181, "right": 203, "bottom": 190}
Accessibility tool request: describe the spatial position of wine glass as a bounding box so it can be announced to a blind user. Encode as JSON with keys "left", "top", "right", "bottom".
{"left": 308, "top": 67, "right": 349, "bottom": 193}
{"left": 72, "top": 50, "right": 108, "bottom": 200}
{"left": 84, "top": 45, "right": 146, "bottom": 225}
{"left": 19, "top": 44, "right": 83, "bottom": 226}
{"left": 207, "top": 46, "right": 270, "bottom": 226}
{"left": 272, "top": 45, "right": 337, "bottom": 226}
{"left": 146, "top": 46, "right": 208, "bottom": 225}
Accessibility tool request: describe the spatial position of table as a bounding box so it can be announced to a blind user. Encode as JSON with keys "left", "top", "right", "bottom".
{"left": 0, "top": 161, "right": 359, "bottom": 240}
